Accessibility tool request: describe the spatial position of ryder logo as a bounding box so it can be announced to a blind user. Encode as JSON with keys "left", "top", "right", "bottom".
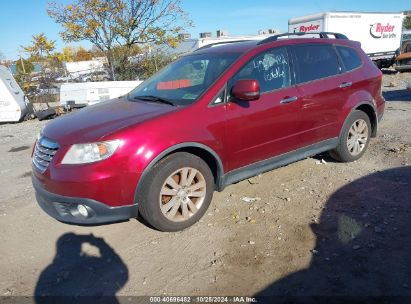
{"left": 369, "top": 23, "right": 396, "bottom": 39}
{"left": 295, "top": 24, "right": 320, "bottom": 32}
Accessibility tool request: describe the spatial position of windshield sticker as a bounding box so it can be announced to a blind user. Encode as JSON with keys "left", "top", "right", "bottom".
{"left": 157, "top": 79, "right": 191, "bottom": 90}
{"left": 182, "top": 93, "right": 197, "bottom": 99}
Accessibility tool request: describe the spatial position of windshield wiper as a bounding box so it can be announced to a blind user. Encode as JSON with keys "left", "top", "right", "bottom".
{"left": 133, "top": 95, "right": 175, "bottom": 106}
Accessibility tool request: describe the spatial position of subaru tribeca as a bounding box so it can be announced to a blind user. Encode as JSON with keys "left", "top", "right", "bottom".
{"left": 32, "top": 32, "right": 385, "bottom": 231}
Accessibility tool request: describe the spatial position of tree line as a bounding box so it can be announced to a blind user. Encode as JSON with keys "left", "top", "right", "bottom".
{"left": 15, "top": 0, "right": 191, "bottom": 87}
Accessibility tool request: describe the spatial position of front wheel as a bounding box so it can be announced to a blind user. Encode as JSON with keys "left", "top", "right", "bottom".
{"left": 330, "top": 110, "right": 371, "bottom": 162}
{"left": 137, "top": 152, "right": 214, "bottom": 232}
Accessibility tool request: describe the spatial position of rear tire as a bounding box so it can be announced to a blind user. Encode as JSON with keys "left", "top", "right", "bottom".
{"left": 330, "top": 110, "right": 371, "bottom": 162}
{"left": 137, "top": 152, "right": 214, "bottom": 232}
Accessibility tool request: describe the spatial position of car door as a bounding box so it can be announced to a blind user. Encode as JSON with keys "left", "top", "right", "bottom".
{"left": 290, "top": 43, "right": 353, "bottom": 146}
{"left": 224, "top": 47, "right": 302, "bottom": 171}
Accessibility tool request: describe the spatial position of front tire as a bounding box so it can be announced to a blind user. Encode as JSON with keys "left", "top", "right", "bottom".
{"left": 137, "top": 152, "right": 214, "bottom": 232}
{"left": 330, "top": 110, "right": 371, "bottom": 162}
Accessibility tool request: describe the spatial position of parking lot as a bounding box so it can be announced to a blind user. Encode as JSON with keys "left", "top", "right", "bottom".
{"left": 0, "top": 72, "right": 410, "bottom": 298}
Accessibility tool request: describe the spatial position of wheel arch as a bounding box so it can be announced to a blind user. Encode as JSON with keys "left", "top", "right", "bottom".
{"left": 340, "top": 88, "right": 379, "bottom": 139}
{"left": 134, "top": 143, "right": 225, "bottom": 205}
{"left": 354, "top": 102, "right": 378, "bottom": 137}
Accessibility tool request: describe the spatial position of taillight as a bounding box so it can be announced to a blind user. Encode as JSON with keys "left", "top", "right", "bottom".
{"left": 377, "top": 73, "right": 383, "bottom": 95}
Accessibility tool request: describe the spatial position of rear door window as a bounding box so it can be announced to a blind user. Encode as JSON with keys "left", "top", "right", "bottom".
{"left": 292, "top": 44, "right": 341, "bottom": 84}
{"left": 336, "top": 46, "right": 362, "bottom": 71}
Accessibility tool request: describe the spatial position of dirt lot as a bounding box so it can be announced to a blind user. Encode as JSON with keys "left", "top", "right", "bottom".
{"left": 0, "top": 72, "right": 410, "bottom": 301}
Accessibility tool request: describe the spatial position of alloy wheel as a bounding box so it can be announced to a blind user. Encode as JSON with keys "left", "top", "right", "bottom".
{"left": 159, "top": 167, "right": 206, "bottom": 222}
{"left": 347, "top": 119, "right": 369, "bottom": 156}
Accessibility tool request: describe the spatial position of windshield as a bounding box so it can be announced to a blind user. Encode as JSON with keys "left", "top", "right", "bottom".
{"left": 128, "top": 52, "right": 241, "bottom": 106}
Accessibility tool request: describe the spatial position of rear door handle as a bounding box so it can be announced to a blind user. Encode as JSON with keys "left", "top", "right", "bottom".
{"left": 339, "top": 82, "right": 352, "bottom": 88}
{"left": 280, "top": 96, "right": 298, "bottom": 104}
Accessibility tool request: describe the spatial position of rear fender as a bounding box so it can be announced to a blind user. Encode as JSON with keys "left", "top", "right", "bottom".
{"left": 338, "top": 90, "right": 378, "bottom": 138}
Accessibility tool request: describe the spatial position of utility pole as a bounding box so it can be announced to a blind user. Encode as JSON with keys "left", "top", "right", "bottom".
{"left": 20, "top": 55, "right": 26, "bottom": 74}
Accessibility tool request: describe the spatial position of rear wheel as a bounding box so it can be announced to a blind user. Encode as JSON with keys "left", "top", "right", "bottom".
{"left": 137, "top": 152, "right": 214, "bottom": 231}
{"left": 330, "top": 110, "right": 371, "bottom": 162}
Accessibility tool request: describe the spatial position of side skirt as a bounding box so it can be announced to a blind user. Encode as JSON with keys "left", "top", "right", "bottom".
{"left": 218, "top": 138, "right": 338, "bottom": 191}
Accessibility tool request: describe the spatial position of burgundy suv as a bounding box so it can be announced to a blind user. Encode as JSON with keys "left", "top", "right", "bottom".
{"left": 32, "top": 33, "right": 385, "bottom": 231}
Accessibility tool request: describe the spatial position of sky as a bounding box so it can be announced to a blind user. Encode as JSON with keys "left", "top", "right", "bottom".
{"left": 0, "top": 0, "right": 410, "bottom": 60}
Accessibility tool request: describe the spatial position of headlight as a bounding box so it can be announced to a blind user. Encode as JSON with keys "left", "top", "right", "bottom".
{"left": 61, "top": 140, "right": 121, "bottom": 164}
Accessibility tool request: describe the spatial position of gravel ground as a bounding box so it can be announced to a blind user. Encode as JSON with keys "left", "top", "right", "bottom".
{"left": 0, "top": 71, "right": 410, "bottom": 301}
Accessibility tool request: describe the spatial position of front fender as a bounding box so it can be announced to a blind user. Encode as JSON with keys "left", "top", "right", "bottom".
{"left": 132, "top": 141, "right": 225, "bottom": 205}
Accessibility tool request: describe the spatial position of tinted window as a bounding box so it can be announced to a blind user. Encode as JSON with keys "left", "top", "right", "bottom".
{"left": 293, "top": 44, "right": 340, "bottom": 83}
{"left": 231, "top": 47, "right": 291, "bottom": 94}
{"left": 336, "top": 46, "right": 362, "bottom": 71}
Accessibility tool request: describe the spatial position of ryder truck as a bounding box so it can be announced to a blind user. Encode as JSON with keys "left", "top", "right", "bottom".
{"left": 288, "top": 12, "right": 404, "bottom": 68}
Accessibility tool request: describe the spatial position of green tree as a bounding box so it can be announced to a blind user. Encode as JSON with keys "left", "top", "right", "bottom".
{"left": 112, "top": 44, "right": 142, "bottom": 80}
{"left": 16, "top": 58, "right": 34, "bottom": 75}
{"left": 133, "top": 50, "right": 175, "bottom": 80}
{"left": 404, "top": 15, "right": 411, "bottom": 30}
{"left": 21, "top": 34, "right": 58, "bottom": 90}
{"left": 21, "top": 33, "right": 56, "bottom": 61}
{"left": 47, "top": 0, "right": 191, "bottom": 80}
{"left": 14, "top": 58, "right": 35, "bottom": 87}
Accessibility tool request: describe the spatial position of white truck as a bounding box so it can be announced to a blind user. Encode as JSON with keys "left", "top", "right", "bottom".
{"left": 0, "top": 65, "right": 29, "bottom": 122}
{"left": 288, "top": 12, "right": 404, "bottom": 68}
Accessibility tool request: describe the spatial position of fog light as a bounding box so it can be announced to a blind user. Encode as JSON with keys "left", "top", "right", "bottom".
{"left": 77, "top": 204, "right": 89, "bottom": 217}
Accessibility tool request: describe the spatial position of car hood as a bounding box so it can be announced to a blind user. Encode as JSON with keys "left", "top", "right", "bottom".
{"left": 43, "top": 97, "right": 178, "bottom": 145}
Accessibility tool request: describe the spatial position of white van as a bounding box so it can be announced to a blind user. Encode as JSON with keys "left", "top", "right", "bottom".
{"left": 60, "top": 81, "right": 142, "bottom": 106}
{"left": 0, "top": 65, "right": 28, "bottom": 122}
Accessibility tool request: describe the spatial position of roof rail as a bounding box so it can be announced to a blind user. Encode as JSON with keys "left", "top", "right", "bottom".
{"left": 195, "top": 40, "right": 253, "bottom": 52}
{"left": 257, "top": 32, "right": 348, "bottom": 45}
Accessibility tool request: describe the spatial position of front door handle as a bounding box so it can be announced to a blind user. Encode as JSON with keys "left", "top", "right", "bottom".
{"left": 339, "top": 82, "right": 352, "bottom": 88}
{"left": 280, "top": 96, "right": 298, "bottom": 104}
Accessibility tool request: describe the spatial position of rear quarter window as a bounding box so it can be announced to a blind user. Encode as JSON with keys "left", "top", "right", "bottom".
{"left": 292, "top": 44, "right": 341, "bottom": 84}
{"left": 336, "top": 46, "right": 362, "bottom": 71}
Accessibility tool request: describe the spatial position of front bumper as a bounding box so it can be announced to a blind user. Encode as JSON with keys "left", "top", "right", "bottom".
{"left": 32, "top": 174, "right": 138, "bottom": 225}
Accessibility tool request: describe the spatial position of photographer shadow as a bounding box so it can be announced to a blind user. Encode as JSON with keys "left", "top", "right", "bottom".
{"left": 35, "top": 233, "right": 128, "bottom": 304}
{"left": 256, "top": 166, "right": 411, "bottom": 303}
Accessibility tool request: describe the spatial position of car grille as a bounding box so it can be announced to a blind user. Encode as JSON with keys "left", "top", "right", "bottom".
{"left": 32, "top": 137, "right": 59, "bottom": 173}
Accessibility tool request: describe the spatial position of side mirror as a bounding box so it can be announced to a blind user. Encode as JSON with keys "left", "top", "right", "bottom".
{"left": 231, "top": 79, "right": 260, "bottom": 101}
